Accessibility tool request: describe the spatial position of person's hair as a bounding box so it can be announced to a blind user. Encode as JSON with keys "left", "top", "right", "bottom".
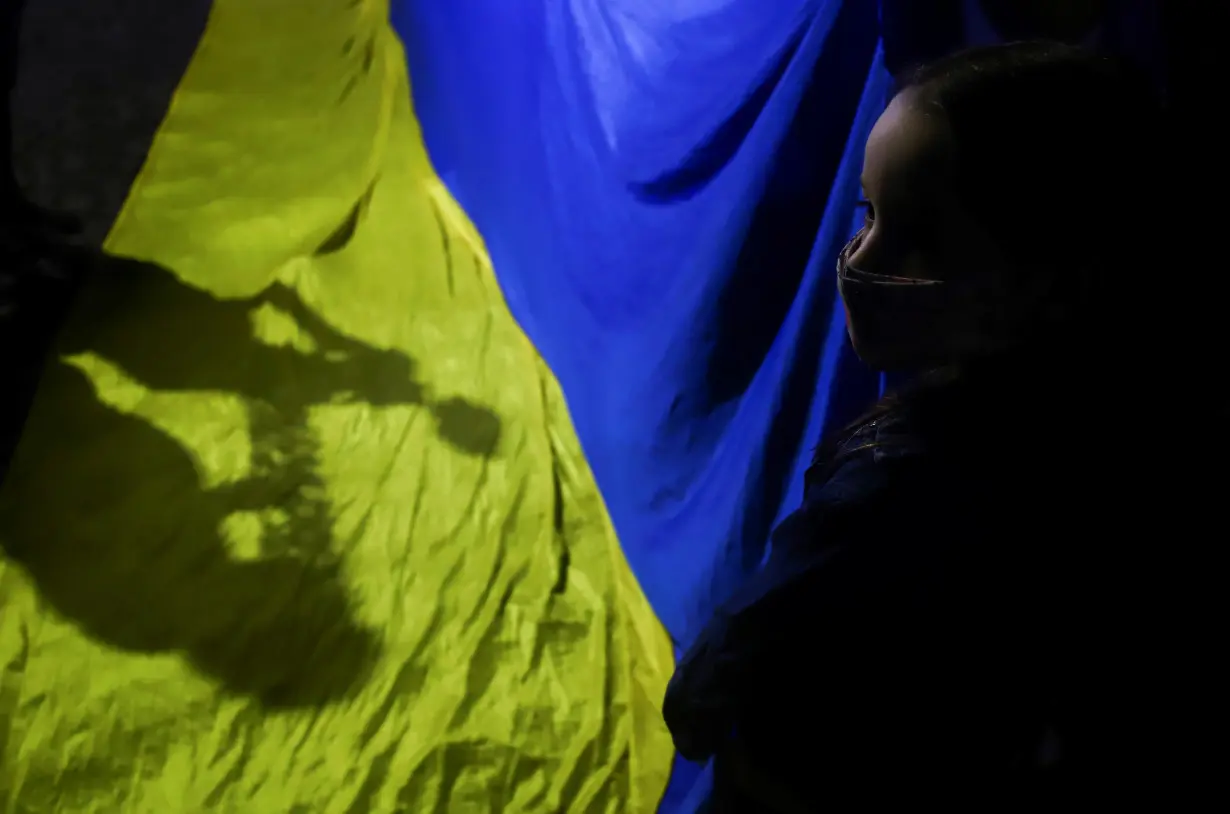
{"left": 816, "top": 41, "right": 1175, "bottom": 471}
{"left": 909, "top": 40, "right": 1169, "bottom": 282}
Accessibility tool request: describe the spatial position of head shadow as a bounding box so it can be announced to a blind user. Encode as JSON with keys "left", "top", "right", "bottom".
{"left": 0, "top": 249, "right": 502, "bottom": 709}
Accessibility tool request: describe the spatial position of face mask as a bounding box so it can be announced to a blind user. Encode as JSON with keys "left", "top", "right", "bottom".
{"left": 836, "top": 230, "right": 990, "bottom": 369}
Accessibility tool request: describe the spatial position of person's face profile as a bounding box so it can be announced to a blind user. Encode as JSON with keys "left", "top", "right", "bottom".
{"left": 841, "top": 91, "right": 1020, "bottom": 370}
{"left": 852, "top": 91, "right": 988, "bottom": 284}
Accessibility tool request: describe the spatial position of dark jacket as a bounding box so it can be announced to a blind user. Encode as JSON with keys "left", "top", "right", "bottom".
{"left": 663, "top": 371, "right": 1198, "bottom": 809}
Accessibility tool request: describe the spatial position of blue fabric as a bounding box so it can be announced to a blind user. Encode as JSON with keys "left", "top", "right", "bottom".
{"left": 391, "top": 2, "right": 889, "bottom": 808}
{"left": 393, "top": 0, "right": 886, "bottom": 640}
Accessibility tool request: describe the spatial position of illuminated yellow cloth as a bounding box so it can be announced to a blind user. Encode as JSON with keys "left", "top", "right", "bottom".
{"left": 0, "top": 2, "right": 673, "bottom": 810}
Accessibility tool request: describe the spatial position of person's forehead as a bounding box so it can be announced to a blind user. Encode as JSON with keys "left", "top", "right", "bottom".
{"left": 863, "top": 93, "right": 954, "bottom": 197}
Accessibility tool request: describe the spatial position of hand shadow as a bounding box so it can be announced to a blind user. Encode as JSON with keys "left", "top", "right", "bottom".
{"left": 0, "top": 252, "right": 502, "bottom": 710}
{"left": 67, "top": 255, "right": 502, "bottom": 458}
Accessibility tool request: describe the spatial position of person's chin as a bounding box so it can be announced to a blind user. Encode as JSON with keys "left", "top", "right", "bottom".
{"left": 850, "top": 337, "right": 920, "bottom": 373}
{"left": 849, "top": 334, "right": 893, "bottom": 372}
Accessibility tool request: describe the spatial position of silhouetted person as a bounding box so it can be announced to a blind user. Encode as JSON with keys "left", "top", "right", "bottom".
{"left": 665, "top": 43, "right": 1205, "bottom": 809}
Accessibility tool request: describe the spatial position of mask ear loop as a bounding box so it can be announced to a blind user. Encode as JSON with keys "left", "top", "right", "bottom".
{"left": 836, "top": 229, "right": 866, "bottom": 277}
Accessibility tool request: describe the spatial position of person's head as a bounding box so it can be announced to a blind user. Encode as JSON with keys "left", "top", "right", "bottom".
{"left": 839, "top": 42, "right": 1170, "bottom": 372}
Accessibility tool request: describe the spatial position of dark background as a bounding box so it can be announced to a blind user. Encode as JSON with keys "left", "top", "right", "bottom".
{"left": 12, "top": 0, "right": 212, "bottom": 244}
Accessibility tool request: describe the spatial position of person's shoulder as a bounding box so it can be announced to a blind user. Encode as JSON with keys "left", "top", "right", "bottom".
{"left": 804, "top": 409, "right": 933, "bottom": 504}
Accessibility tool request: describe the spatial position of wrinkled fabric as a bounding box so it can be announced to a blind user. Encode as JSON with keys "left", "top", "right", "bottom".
{"left": 392, "top": 4, "right": 890, "bottom": 807}
{"left": 1, "top": 2, "right": 674, "bottom": 811}
{"left": 394, "top": 0, "right": 888, "bottom": 659}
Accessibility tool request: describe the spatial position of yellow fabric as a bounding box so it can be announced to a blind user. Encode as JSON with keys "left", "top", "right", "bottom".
{"left": 0, "top": 1, "right": 675, "bottom": 811}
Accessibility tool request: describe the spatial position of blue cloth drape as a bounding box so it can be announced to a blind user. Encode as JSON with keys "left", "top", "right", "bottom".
{"left": 391, "top": 1, "right": 889, "bottom": 808}
{"left": 393, "top": 0, "right": 886, "bottom": 644}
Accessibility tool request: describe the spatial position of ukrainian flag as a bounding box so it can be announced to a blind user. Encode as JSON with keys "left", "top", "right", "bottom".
{"left": 1, "top": 1, "right": 886, "bottom": 811}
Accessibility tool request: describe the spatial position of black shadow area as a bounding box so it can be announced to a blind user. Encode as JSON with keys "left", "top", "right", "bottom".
{"left": 0, "top": 251, "right": 501, "bottom": 710}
